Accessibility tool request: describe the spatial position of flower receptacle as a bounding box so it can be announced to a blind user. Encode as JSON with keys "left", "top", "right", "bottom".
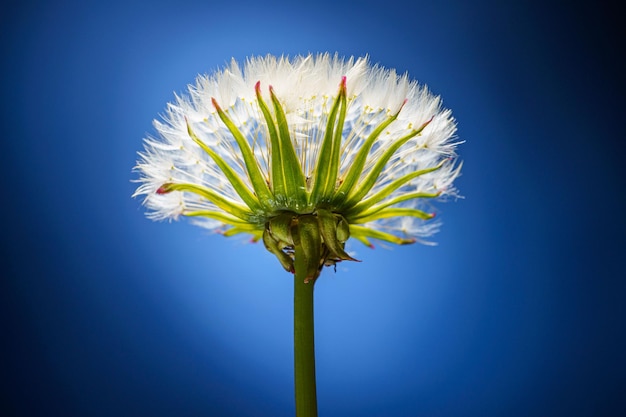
{"left": 263, "top": 210, "right": 358, "bottom": 281}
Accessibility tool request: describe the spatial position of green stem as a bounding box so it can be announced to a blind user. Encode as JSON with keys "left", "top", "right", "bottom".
{"left": 293, "top": 251, "right": 319, "bottom": 417}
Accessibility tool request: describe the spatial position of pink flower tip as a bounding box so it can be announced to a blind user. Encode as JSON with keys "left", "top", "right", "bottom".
{"left": 156, "top": 184, "right": 172, "bottom": 194}
{"left": 395, "top": 98, "right": 409, "bottom": 116}
{"left": 211, "top": 97, "right": 221, "bottom": 111}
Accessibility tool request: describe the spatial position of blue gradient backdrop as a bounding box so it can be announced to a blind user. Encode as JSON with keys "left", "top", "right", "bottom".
{"left": 2, "top": 1, "right": 624, "bottom": 416}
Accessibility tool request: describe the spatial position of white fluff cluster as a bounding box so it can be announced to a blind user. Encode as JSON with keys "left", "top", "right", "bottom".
{"left": 134, "top": 53, "right": 461, "bottom": 241}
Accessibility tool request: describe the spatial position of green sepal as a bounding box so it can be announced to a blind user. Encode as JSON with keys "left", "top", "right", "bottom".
{"left": 157, "top": 182, "right": 252, "bottom": 221}
{"left": 316, "top": 209, "right": 357, "bottom": 261}
{"left": 309, "top": 78, "right": 346, "bottom": 205}
{"left": 254, "top": 83, "right": 285, "bottom": 198}
{"left": 221, "top": 227, "right": 261, "bottom": 238}
{"left": 292, "top": 215, "right": 322, "bottom": 283}
{"left": 183, "top": 209, "right": 259, "bottom": 229}
{"left": 263, "top": 227, "right": 295, "bottom": 273}
{"left": 268, "top": 212, "right": 296, "bottom": 247}
{"left": 350, "top": 207, "right": 435, "bottom": 224}
{"left": 341, "top": 117, "right": 434, "bottom": 209}
{"left": 346, "top": 161, "right": 444, "bottom": 216}
{"left": 268, "top": 86, "right": 308, "bottom": 208}
{"left": 336, "top": 216, "right": 350, "bottom": 242}
{"left": 184, "top": 209, "right": 263, "bottom": 239}
{"left": 349, "top": 224, "right": 416, "bottom": 245}
{"left": 349, "top": 232, "right": 374, "bottom": 248}
{"left": 352, "top": 191, "right": 440, "bottom": 220}
{"left": 185, "top": 119, "right": 263, "bottom": 212}
{"left": 248, "top": 230, "right": 264, "bottom": 242}
{"left": 210, "top": 98, "right": 274, "bottom": 206}
{"left": 331, "top": 104, "right": 404, "bottom": 206}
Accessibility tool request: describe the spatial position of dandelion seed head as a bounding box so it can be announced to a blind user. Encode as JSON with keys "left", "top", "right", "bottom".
{"left": 134, "top": 53, "right": 462, "bottom": 252}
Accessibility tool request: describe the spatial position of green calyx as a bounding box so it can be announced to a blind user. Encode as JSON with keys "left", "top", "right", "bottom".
{"left": 262, "top": 210, "right": 356, "bottom": 281}
{"left": 157, "top": 77, "right": 444, "bottom": 275}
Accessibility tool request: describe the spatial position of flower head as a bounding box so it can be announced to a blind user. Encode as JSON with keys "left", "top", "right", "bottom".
{"left": 134, "top": 53, "right": 462, "bottom": 278}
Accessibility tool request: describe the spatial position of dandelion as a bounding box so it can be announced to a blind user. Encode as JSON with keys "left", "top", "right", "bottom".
{"left": 134, "top": 53, "right": 461, "bottom": 416}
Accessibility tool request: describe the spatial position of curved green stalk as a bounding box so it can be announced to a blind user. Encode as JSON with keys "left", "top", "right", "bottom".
{"left": 350, "top": 207, "right": 435, "bottom": 224}
{"left": 269, "top": 86, "right": 308, "bottom": 207}
{"left": 183, "top": 209, "right": 259, "bottom": 228}
{"left": 345, "top": 161, "right": 444, "bottom": 215}
{"left": 157, "top": 183, "right": 252, "bottom": 221}
{"left": 309, "top": 77, "right": 347, "bottom": 205}
{"left": 349, "top": 224, "right": 416, "bottom": 245}
{"left": 342, "top": 120, "right": 433, "bottom": 209}
{"left": 210, "top": 98, "right": 274, "bottom": 206}
{"left": 185, "top": 119, "right": 263, "bottom": 212}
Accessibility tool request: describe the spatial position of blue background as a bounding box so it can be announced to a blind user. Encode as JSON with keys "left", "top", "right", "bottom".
{"left": 2, "top": 1, "right": 624, "bottom": 416}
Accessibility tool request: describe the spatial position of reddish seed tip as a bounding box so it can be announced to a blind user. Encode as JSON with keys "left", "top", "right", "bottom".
{"left": 156, "top": 184, "right": 171, "bottom": 194}
{"left": 368, "top": 244, "right": 375, "bottom": 249}
{"left": 395, "top": 98, "right": 409, "bottom": 116}
{"left": 211, "top": 97, "right": 221, "bottom": 110}
{"left": 255, "top": 80, "right": 261, "bottom": 93}
{"left": 339, "top": 76, "right": 347, "bottom": 94}
{"left": 424, "top": 115, "right": 435, "bottom": 126}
